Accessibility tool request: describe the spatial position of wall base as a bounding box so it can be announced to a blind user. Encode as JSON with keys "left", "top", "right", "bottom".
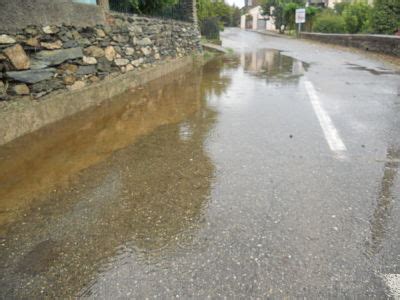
{"left": 0, "top": 55, "right": 204, "bottom": 145}
{"left": 300, "top": 32, "right": 400, "bottom": 58}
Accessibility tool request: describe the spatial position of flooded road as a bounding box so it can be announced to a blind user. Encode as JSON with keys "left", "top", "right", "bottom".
{"left": 1, "top": 28, "right": 400, "bottom": 298}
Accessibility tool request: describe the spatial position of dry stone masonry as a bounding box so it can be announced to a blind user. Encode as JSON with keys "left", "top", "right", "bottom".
{"left": 0, "top": 13, "right": 201, "bottom": 100}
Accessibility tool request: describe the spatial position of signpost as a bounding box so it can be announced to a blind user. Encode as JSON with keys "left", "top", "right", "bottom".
{"left": 295, "top": 8, "right": 306, "bottom": 35}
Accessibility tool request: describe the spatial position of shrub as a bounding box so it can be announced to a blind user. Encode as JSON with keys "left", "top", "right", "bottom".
{"left": 313, "top": 13, "right": 346, "bottom": 33}
{"left": 304, "top": 6, "right": 320, "bottom": 32}
{"left": 262, "top": 0, "right": 307, "bottom": 33}
{"left": 370, "top": 0, "right": 400, "bottom": 34}
{"left": 109, "top": 0, "right": 177, "bottom": 14}
{"left": 200, "top": 17, "right": 220, "bottom": 41}
{"left": 342, "top": 3, "right": 372, "bottom": 33}
{"left": 334, "top": 2, "right": 350, "bottom": 15}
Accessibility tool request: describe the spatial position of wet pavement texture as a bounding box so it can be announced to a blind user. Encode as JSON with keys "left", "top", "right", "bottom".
{"left": 1, "top": 28, "right": 400, "bottom": 298}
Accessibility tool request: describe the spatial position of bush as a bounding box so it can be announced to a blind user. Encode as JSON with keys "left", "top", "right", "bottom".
{"left": 370, "top": 0, "right": 400, "bottom": 34}
{"left": 313, "top": 14, "right": 346, "bottom": 33}
{"left": 262, "top": 0, "right": 307, "bottom": 33}
{"left": 334, "top": 2, "right": 350, "bottom": 15}
{"left": 304, "top": 6, "right": 320, "bottom": 32}
{"left": 109, "top": 0, "right": 177, "bottom": 14}
{"left": 283, "top": 2, "right": 301, "bottom": 31}
{"left": 342, "top": 3, "right": 372, "bottom": 33}
{"left": 200, "top": 17, "right": 220, "bottom": 41}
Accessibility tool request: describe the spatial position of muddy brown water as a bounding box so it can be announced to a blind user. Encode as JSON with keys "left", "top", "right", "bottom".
{"left": 0, "top": 64, "right": 204, "bottom": 227}
{"left": 0, "top": 50, "right": 299, "bottom": 297}
{"left": 0, "top": 56, "right": 227, "bottom": 297}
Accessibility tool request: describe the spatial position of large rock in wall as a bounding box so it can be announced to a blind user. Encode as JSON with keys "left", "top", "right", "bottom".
{"left": 0, "top": 13, "right": 202, "bottom": 100}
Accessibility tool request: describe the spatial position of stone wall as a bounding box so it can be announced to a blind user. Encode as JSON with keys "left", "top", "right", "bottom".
{"left": 0, "top": 0, "right": 106, "bottom": 33}
{"left": 300, "top": 32, "right": 400, "bottom": 57}
{"left": 0, "top": 13, "right": 201, "bottom": 100}
{"left": 181, "top": 0, "right": 198, "bottom": 25}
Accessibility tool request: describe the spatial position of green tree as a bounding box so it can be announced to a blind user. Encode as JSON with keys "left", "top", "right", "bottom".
{"left": 342, "top": 2, "right": 371, "bottom": 33}
{"left": 197, "top": 0, "right": 213, "bottom": 21}
{"left": 262, "top": 0, "right": 284, "bottom": 32}
{"left": 231, "top": 6, "right": 242, "bottom": 27}
{"left": 197, "top": 0, "right": 239, "bottom": 41}
{"left": 370, "top": 0, "right": 400, "bottom": 34}
{"left": 334, "top": 1, "right": 350, "bottom": 15}
{"left": 261, "top": 0, "right": 306, "bottom": 33}
{"left": 213, "top": 1, "right": 233, "bottom": 27}
{"left": 304, "top": 6, "right": 319, "bottom": 32}
{"left": 283, "top": 2, "right": 300, "bottom": 30}
{"left": 197, "top": 0, "right": 240, "bottom": 27}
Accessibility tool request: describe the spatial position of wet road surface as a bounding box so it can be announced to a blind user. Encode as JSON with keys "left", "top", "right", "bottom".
{"left": 1, "top": 28, "right": 400, "bottom": 298}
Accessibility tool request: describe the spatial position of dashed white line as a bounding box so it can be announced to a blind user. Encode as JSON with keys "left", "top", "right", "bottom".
{"left": 381, "top": 273, "right": 400, "bottom": 299}
{"left": 304, "top": 80, "right": 347, "bottom": 158}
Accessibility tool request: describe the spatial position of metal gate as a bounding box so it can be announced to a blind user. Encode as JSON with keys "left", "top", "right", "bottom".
{"left": 257, "top": 19, "right": 267, "bottom": 30}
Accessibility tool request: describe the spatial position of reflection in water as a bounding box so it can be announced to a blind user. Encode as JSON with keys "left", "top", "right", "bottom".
{"left": 202, "top": 57, "right": 236, "bottom": 98}
{"left": 366, "top": 147, "right": 400, "bottom": 257}
{"left": 240, "top": 49, "right": 308, "bottom": 84}
{"left": 0, "top": 59, "right": 229, "bottom": 298}
{"left": 0, "top": 66, "right": 201, "bottom": 227}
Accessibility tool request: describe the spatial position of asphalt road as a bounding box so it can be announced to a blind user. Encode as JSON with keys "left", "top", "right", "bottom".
{"left": 1, "top": 28, "right": 400, "bottom": 298}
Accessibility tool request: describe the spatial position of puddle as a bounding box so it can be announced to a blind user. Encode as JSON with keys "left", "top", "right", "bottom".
{"left": 0, "top": 58, "right": 230, "bottom": 298}
{"left": 240, "top": 49, "right": 309, "bottom": 83}
{"left": 366, "top": 147, "right": 400, "bottom": 257}
{"left": 345, "top": 63, "right": 399, "bottom": 76}
{"left": 0, "top": 66, "right": 204, "bottom": 227}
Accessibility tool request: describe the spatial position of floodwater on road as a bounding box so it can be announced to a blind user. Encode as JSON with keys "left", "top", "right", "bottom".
{"left": 1, "top": 28, "right": 400, "bottom": 298}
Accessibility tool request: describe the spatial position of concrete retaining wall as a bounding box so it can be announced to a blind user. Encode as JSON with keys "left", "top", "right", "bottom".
{"left": 300, "top": 32, "right": 400, "bottom": 57}
{"left": 0, "top": 55, "right": 204, "bottom": 145}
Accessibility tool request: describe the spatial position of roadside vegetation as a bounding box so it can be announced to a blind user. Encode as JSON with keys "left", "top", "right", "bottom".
{"left": 261, "top": 0, "right": 400, "bottom": 35}
{"left": 197, "top": 0, "right": 241, "bottom": 43}
{"left": 262, "top": 0, "right": 319, "bottom": 33}
{"left": 108, "top": 0, "right": 241, "bottom": 44}
{"left": 109, "top": 0, "right": 179, "bottom": 14}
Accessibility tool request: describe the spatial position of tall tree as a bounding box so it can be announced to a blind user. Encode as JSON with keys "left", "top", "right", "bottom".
{"left": 261, "top": 0, "right": 305, "bottom": 32}
{"left": 370, "top": 0, "right": 400, "bottom": 34}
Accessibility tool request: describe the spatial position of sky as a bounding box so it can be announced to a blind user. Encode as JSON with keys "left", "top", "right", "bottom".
{"left": 225, "top": 0, "right": 245, "bottom": 8}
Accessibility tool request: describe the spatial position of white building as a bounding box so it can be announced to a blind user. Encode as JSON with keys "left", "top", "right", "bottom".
{"left": 240, "top": 6, "right": 276, "bottom": 31}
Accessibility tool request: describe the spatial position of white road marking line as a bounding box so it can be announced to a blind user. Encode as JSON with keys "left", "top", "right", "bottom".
{"left": 304, "top": 80, "right": 347, "bottom": 157}
{"left": 381, "top": 273, "right": 400, "bottom": 299}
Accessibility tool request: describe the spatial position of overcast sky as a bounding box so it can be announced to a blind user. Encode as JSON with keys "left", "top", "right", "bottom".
{"left": 225, "top": 0, "right": 245, "bottom": 8}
